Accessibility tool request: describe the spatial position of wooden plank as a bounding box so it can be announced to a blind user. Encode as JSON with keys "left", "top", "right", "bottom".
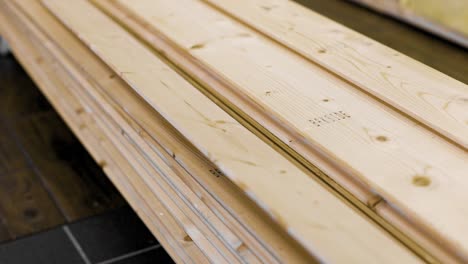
{"left": 41, "top": 0, "right": 424, "bottom": 262}
{"left": 101, "top": 0, "right": 468, "bottom": 260}
{"left": 292, "top": 0, "right": 468, "bottom": 85}
{"left": 12, "top": 0, "right": 313, "bottom": 262}
{"left": 0, "top": 7, "right": 204, "bottom": 262}
{"left": 204, "top": 0, "right": 468, "bottom": 149}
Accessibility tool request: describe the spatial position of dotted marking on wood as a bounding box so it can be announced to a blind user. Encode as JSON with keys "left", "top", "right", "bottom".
{"left": 308, "top": 111, "right": 351, "bottom": 127}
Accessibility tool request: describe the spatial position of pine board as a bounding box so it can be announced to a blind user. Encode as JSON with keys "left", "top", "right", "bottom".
{"left": 203, "top": 0, "right": 468, "bottom": 149}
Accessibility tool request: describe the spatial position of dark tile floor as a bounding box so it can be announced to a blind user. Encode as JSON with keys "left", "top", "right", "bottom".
{"left": 0, "top": 206, "right": 173, "bottom": 264}
{"left": 0, "top": 53, "right": 174, "bottom": 263}
{"left": 0, "top": 53, "right": 126, "bottom": 241}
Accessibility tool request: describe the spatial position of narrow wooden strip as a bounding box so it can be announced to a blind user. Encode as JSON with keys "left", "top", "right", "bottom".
{"left": 204, "top": 0, "right": 468, "bottom": 148}
{"left": 104, "top": 0, "right": 468, "bottom": 259}
{"left": 42, "top": 0, "right": 423, "bottom": 262}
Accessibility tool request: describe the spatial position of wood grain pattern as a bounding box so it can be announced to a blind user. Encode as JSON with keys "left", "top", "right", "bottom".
{"left": 41, "top": 0, "right": 424, "bottom": 262}
{"left": 292, "top": 0, "right": 468, "bottom": 85}
{"left": 92, "top": 1, "right": 454, "bottom": 261}
{"left": 203, "top": 0, "right": 468, "bottom": 150}
{"left": 104, "top": 0, "right": 468, "bottom": 259}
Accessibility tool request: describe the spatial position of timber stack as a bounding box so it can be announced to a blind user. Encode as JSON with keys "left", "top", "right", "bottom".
{"left": 0, "top": 0, "right": 467, "bottom": 263}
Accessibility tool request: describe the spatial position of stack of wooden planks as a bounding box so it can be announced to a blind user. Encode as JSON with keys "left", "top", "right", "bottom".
{"left": 0, "top": 0, "right": 466, "bottom": 262}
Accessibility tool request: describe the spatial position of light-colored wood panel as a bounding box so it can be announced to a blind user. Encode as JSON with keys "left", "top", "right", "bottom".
{"left": 204, "top": 0, "right": 468, "bottom": 149}
{"left": 41, "top": 0, "right": 422, "bottom": 262}
{"left": 105, "top": 0, "right": 468, "bottom": 259}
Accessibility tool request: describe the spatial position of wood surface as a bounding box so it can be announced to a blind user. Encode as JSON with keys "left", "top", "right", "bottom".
{"left": 92, "top": 1, "right": 459, "bottom": 261}
{"left": 292, "top": 0, "right": 468, "bottom": 85}
{"left": 204, "top": 0, "right": 468, "bottom": 149}
{"left": 41, "top": 0, "right": 428, "bottom": 262}
{"left": 99, "top": 0, "right": 468, "bottom": 260}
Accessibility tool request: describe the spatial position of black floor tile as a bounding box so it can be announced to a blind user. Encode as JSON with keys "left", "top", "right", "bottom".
{"left": 69, "top": 206, "right": 158, "bottom": 263}
{"left": 112, "top": 247, "right": 174, "bottom": 264}
{"left": 0, "top": 227, "right": 84, "bottom": 264}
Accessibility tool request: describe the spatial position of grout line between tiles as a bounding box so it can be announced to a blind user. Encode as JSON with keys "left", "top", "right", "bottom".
{"left": 62, "top": 225, "right": 92, "bottom": 264}
{"left": 96, "top": 244, "right": 162, "bottom": 264}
